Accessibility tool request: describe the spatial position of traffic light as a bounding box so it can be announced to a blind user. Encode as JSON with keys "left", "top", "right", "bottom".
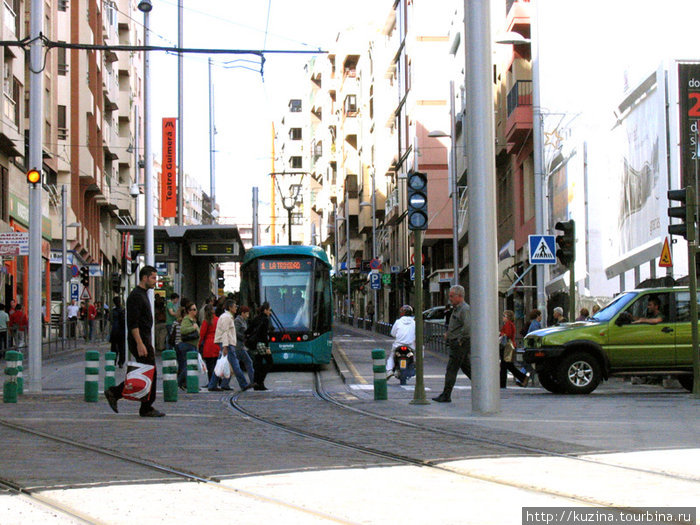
{"left": 80, "top": 266, "right": 90, "bottom": 287}
{"left": 217, "top": 269, "right": 224, "bottom": 291}
{"left": 407, "top": 171, "right": 428, "bottom": 230}
{"left": 668, "top": 187, "right": 695, "bottom": 242}
{"left": 111, "top": 273, "right": 121, "bottom": 294}
{"left": 555, "top": 220, "right": 575, "bottom": 267}
{"left": 26, "top": 168, "right": 41, "bottom": 186}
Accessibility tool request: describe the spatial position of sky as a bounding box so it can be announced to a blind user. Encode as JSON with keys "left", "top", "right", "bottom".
{"left": 146, "top": 0, "right": 381, "bottom": 223}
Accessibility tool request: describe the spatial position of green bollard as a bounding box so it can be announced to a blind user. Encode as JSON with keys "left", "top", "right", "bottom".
{"left": 162, "top": 349, "right": 178, "bottom": 402}
{"left": 186, "top": 350, "right": 199, "bottom": 393}
{"left": 372, "top": 348, "right": 387, "bottom": 400}
{"left": 104, "top": 351, "right": 116, "bottom": 390}
{"left": 3, "top": 350, "right": 19, "bottom": 403}
{"left": 16, "top": 352, "right": 23, "bottom": 395}
{"left": 84, "top": 350, "right": 100, "bottom": 402}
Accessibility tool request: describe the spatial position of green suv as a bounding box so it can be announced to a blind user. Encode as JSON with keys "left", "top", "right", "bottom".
{"left": 523, "top": 287, "right": 696, "bottom": 394}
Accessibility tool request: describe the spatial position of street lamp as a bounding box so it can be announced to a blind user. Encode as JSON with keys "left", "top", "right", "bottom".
{"left": 138, "top": 0, "right": 154, "bottom": 269}
{"left": 429, "top": 81, "right": 460, "bottom": 287}
{"left": 335, "top": 189, "right": 352, "bottom": 323}
{"left": 60, "top": 184, "right": 79, "bottom": 330}
{"left": 359, "top": 168, "right": 377, "bottom": 330}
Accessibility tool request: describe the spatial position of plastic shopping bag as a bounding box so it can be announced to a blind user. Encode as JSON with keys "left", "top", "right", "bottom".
{"left": 214, "top": 354, "right": 231, "bottom": 379}
{"left": 197, "top": 353, "right": 208, "bottom": 375}
{"left": 122, "top": 362, "right": 155, "bottom": 401}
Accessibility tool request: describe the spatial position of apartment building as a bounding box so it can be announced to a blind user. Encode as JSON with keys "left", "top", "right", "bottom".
{"left": 0, "top": 0, "right": 144, "bottom": 312}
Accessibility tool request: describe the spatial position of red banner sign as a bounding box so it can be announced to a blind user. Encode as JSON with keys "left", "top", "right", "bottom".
{"left": 161, "top": 118, "right": 177, "bottom": 218}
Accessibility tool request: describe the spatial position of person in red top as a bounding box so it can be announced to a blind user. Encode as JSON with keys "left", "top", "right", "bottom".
{"left": 198, "top": 304, "right": 221, "bottom": 386}
{"left": 499, "top": 310, "right": 529, "bottom": 388}
{"left": 86, "top": 300, "right": 97, "bottom": 341}
{"left": 9, "top": 303, "right": 28, "bottom": 347}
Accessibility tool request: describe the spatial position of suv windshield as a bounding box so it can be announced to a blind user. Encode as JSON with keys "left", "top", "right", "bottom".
{"left": 590, "top": 292, "right": 636, "bottom": 322}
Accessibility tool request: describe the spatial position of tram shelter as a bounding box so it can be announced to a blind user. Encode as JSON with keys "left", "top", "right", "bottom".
{"left": 116, "top": 224, "right": 245, "bottom": 306}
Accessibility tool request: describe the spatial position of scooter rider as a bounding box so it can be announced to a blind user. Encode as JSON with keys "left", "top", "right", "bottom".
{"left": 388, "top": 305, "right": 416, "bottom": 380}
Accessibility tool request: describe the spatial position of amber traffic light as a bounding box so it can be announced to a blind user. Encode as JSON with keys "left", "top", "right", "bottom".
{"left": 26, "top": 168, "right": 41, "bottom": 186}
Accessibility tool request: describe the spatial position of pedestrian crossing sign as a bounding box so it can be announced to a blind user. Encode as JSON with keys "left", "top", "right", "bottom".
{"left": 528, "top": 235, "right": 557, "bottom": 265}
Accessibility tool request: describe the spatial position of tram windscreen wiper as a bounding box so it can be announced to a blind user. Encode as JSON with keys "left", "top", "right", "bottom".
{"left": 269, "top": 309, "right": 286, "bottom": 332}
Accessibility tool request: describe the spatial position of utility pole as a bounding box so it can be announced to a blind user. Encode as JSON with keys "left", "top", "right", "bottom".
{"left": 371, "top": 167, "right": 377, "bottom": 330}
{"left": 143, "top": 4, "right": 154, "bottom": 269}
{"left": 27, "top": 0, "right": 44, "bottom": 392}
{"left": 465, "top": 0, "right": 500, "bottom": 414}
{"left": 176, "top": 0, "right": 184, "bottom": 293}
{"left": 208, "top": 58, "right": 216, "bottom": 215}
{"left": 449, "top": 80, "right": 460, "bottom": 286}
{"left": 346, "top": 189, "right": 352, "bottom": 324}
{"left": 252, "top": 187, "right": 259, "bottom": 246}
{"left": 61, "top": 186, "right": 68, "bottom": 330}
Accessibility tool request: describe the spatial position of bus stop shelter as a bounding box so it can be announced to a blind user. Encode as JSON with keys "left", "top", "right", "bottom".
{"left": 116, "top": 224, "right": 246, "bottom": 305}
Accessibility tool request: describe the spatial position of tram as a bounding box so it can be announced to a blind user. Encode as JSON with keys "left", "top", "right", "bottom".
{"left": 239, "top": 245, "right": 333, "bottom": 365}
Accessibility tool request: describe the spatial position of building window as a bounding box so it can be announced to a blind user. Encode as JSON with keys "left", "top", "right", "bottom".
{"left": 289, "top": 99, "right": 302, "bottom": 112}
{"left": 58, "top": 105, "right": 67, "bottom": 140}
{"left": 58, "top": 0, "right": 68, "bottom": 11}
{"left": 289, "top": 127, "right": 302, "bottom": 140}
{"left": 57, "top": 45, "right": 68, "bottom": 75}
{"left": 344, "top": 94, "right": 357, "bottom": 116}
{"left": 290, "top": 156, "right": 302, "bottom": 169}
{"left": 0, "top": 165, "right": 8, "bottom": 222}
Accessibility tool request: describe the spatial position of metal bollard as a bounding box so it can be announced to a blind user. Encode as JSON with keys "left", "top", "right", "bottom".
{"left": 162, "top": 349, "right": 178, "bottom": 402}
{"left": 84, "top": 350, "right": 100, "bottom": 402}
{"left": 372, "top": 348, "right": 387, "bottom": 400}
{"left": 104, "top": 351, "right": 116, "bottom": 390}
{"left": 186, "top": 350, "right": 199, "bottom": 393}
{"left": 16, "top": 351, "right": 23, "bottom": 395}
{"left": 3, "top": 350, "right": 20, "bottom": 403}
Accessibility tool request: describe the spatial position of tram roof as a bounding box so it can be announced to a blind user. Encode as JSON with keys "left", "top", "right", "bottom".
{"left": 242, "top": 245, "right": 331, "bottom": 266}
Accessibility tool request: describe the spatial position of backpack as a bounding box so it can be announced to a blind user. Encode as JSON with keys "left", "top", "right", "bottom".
{"left": 168, "top": 322, "right": 178, "bottom": 348}
{"left": 244, "top": 318, "right": 258, "bottom": 350}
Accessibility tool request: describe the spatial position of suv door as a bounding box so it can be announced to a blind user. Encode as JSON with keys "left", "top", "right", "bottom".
{"left": 672, "top": 290, "right": 699, "bottom": 366}
{"left": 607, "top": 292, "right": 675, "bottom": 367}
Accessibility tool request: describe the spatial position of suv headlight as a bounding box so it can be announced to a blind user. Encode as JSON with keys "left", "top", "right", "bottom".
{"left": 525, "top": 336, "right": 541, "bottom": 348}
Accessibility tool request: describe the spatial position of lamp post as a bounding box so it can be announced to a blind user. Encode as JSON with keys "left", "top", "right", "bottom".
{"left": 138, "top": 0, "right": 154, "bottom": 269}
{"left": 60, "top": 187, "right": 80, "bottom": 330}
{"left": 359, "top": 168, "right": 377, "bottom": 330}
{"left": 335, "top": 198, "right": 352, "bottom": 323}
{"left": 429, "top": 80, "right": 460, "bottom": 287}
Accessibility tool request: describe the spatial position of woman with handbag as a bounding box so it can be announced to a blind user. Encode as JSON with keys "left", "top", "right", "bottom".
{"left": 499, "top": 310, "right": 529, "bottom": 388}
{"left": 247, "top": 302, "right": 274, "bottom": 391}
{"left": 179, "top": 303, "right": 201, "bottom": 384}
{"left": 198, "top": 305, "right": 220, "bottom": 385}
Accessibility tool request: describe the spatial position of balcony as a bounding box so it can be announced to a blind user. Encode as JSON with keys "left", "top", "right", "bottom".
{"left": 505, "top": 80, "right": 533, "bottom": 154}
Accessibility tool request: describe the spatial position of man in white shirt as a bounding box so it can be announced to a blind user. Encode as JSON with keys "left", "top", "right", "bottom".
{"left": 0, "top": 303, "right": 9, "bottom": 355}
{"left": 66, "top": 299, "right": 79, "bottom": 338}
{"left": 211, "top": 299, "right": 253, "bottom": 392}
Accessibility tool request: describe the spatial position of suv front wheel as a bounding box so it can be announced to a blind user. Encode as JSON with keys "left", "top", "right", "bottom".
{"left": 556, "top": 351, "right": 601, "bottom": 394}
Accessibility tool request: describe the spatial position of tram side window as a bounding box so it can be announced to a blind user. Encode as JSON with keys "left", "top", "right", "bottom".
{"left": 240, "top": 265, "right": 260, "bottom": 313}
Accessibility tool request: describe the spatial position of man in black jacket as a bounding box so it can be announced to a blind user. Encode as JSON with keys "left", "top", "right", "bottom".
{"left": 104, "top": 265, "right": 165, "bottom": 417}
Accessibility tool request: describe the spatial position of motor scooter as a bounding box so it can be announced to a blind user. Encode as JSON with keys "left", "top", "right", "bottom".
{"left": 393, "top": 345, "right": 415, "bottom": 385}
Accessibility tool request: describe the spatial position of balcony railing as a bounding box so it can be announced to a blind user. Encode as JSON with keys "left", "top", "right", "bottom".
{"left": 506, "top": 80, "right": 532, "bottom": 117}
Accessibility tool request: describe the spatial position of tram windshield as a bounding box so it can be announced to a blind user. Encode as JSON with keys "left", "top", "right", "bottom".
{"left": 258, "top": 258, "right": 314, "bottom": 331}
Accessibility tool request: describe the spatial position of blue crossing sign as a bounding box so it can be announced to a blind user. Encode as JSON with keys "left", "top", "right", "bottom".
{"left": 528, "top": 235, "right": 557, "bottom": 264}
{"left": 370, "top": 272, "right": 381, "bottom": 290}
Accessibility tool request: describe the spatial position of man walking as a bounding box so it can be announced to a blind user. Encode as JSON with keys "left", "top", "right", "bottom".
{"left": 66, "top": 299, "right": 79, "bottom": 338}
{"left": 0, "top": 303, "right": 9, "bottom": 357}
{"left": 433, "top": 285, "right": 471, "bottom": 403}
{"left": 104, "top": 265, "right": 165, "bottom": 417}
{"left": 211, "top": 299, "right": 253, "bottom": 391}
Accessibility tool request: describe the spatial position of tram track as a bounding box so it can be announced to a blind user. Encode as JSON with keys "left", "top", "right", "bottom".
{"left": 228, "top": 371, "right": 699, "bottom": 516}
{"left": 0, "top": 417, "right": 357, "bottom": 524}
{"left": 315, "top": 371, "right": 700, "bottom": 484}
{"left": 0, "top": 474, "right": 99, "bottom": 525}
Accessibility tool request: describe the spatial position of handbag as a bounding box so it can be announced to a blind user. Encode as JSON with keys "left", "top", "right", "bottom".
{"left": 503, "top": 340, "right": 515, "bottom": 363}
{"left": 182, "top": 329, "right": 199, "bottom": 342}
{"left": 122, "top": 362, "right": 155, "bottom": 401}
{"left": 213, "top": 354, "right": 231, "bottom": 378}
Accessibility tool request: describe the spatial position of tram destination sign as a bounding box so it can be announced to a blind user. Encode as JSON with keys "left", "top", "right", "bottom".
{"left": 259, "top": 259, "right": 313, "bottom": 271}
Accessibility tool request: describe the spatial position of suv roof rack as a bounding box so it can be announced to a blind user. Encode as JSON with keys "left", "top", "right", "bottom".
{"left": 637, "top": 276, "right": 677, "bottom": 289}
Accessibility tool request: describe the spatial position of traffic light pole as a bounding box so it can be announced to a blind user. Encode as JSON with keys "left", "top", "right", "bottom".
{"left": 686, "top": 186, "right": 700, "bottom": 398}
{"left": 410, "top": 230, "right": 428, "bottom": 405}
{"left": 27, "top": 0, "right": 45, "bottom": 392}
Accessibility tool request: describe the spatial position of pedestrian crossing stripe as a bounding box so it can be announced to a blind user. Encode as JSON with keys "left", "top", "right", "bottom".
{"left": 659, "top": 237, "right": 673, "bottom": 268}
{"left": 533, "top": 238, "right": 554, "bottom": 260}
